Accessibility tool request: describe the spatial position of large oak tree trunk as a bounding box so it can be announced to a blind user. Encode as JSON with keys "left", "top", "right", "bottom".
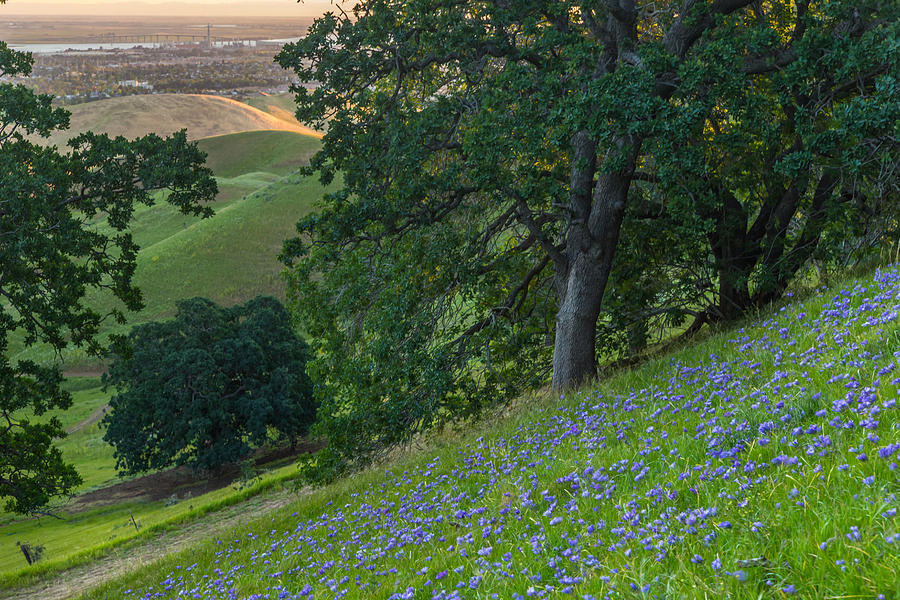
{"left": 549, "top": 0, "right": 757, "bottom": 389}
{"left": 551, "top": 136, "right": 637, "bottom": 389}
{"left": 709, "top": 190, "right": 754, "bottom": 320}
{"left": 552, "top": 250, "right": 606, "bottom": 389}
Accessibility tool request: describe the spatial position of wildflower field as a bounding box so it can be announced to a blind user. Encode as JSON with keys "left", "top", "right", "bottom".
{"left": 90, "top": 267, "right": 900, "bottom": 599}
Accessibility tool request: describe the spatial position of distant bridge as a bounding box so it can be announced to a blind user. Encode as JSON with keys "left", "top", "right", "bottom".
{"left": 85, "top": 25, "right": 271, "bottom": 47}
{"left": 94, "top": 33, "right": 242, "bottom": 45}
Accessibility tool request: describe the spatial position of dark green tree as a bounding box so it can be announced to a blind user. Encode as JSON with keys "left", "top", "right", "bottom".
{"left": 0, "top": 37, "right": 217, "bottom": 513}
{"left": 595, "top": 1, "right": 900, "bottom": 355}
{"left": 277, "top": 0, "right": 898, "bottom": 478}
{"left": 102, "top": 296, "right": 316, "bottom": 475}
{"left": 613, "top": 1, "right": 900, "bottom": 340}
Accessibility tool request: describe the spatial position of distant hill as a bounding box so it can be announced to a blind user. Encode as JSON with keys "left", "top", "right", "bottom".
{"left": 40, "top": 93, "right": 321, "bottom": 147}
{"left": 243, "top": 93, "right": 304, "bottom": 126}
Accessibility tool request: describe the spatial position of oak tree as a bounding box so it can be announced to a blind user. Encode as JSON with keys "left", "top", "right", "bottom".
{"left": 595, "top": 1, "right": 899, "bottom": 353}
{"left": 277, "top": 0, "right": 898, "bottom": 477}
{"left": 102, "top": 297, "right": 316, "bottom": 475}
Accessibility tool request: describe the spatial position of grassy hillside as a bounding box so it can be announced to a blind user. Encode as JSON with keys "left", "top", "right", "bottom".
{"left": 1, "top": 127, "right": 331, "bottom": 582}
{"left": 10, "top": 129, "right": 330, "bottom": 369}
{"left": 243, "top": 93, "right": 304, "bottom": 127}
{"left": 197, "top": 130, "right": 320, "bottom": 178}
{"left": 38, "top": 94, "right": 321, "bottom": 147}
{"left": 76, "top": 266, "right": 900, "bottom": 599}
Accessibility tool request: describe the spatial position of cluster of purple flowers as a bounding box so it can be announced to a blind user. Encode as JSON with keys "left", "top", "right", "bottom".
{"left": 124, "top": 269, "right": 900, "bottom": 599}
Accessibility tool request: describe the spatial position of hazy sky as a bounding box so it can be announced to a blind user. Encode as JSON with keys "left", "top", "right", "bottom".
{"left": 1, "top": 1, "right": 334, "bottom": 17}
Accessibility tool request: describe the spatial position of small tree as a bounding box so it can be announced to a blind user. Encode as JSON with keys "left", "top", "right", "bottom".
{"left": 102, "top": 296, "right": 316, "bottom": 475}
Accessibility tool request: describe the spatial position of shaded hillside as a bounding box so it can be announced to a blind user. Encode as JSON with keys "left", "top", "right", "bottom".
{"left": 10, "top": 129, "right": 330, "bottom": 369}
{"left": 196, "top": 130, "right": 320, "bottom": 178}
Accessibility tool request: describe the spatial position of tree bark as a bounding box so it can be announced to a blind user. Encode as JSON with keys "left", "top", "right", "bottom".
{"left": 709, "top": 190, "right": 754, "bottom": 320}
{"left": 751, "top": 170, "right": 839, "bottom": 308}
{"left": 552, "top": 249, "right": 606, "bottom": 389}
{"left": 551, "top": 137, "right": 638, "bottom": 389}
{"left": 19, "top": 544, "right": 33, "bottom": 566}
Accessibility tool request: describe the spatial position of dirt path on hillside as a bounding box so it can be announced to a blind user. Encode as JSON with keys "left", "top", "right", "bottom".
{"left": 2, "top": 488, "right": 302, "bottom": 600}
{"left": 61, "top": 366, "right": 107, "bottom": 378}
{"left": 65, "top": 404, "right": 109, "bottom": 435}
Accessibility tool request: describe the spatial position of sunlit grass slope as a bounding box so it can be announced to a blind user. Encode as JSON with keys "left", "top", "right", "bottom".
{"left": 0, "top": 375, "right": 302, "bottom": 586}
{"left": 39, "top": 94, "right": 321, "bottom": 147}
{"left": 243, "top": 93, "right": 305, "bottom": 127}
{"left": 0, "top": 461, "right": 300, "bottom": 589}
{"left": 127, "top": 170, "right": 324, "bottom": 315}
{"left": 86, "top": 267, "right": 900, "bottom": 599}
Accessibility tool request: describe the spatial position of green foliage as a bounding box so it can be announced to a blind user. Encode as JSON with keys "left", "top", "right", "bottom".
{"left": 604, "top": 0, "right": 900, "bottom": 345}
{"left": 102, "top": 296, "right": 316, "bottom": 475}
{"left": 278, "top": 0, "right": 899, "bottom": 478}
{"left": 0, "top": 41, "right": 217, "bottom": 514}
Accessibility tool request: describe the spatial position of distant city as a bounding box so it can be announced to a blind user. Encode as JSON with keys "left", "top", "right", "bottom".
{"left": 0, "top": 16, "right": 312, "bottom": 103}
{"left": 6, "top": 42, "right": 301, "bottom": 103}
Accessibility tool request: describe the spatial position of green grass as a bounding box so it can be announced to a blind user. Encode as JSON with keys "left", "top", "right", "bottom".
{"left": 70, "top": 266, "right": 900, "bottom": 599}
{"left": 1, "top": 374, "right": 307, "bottom": 587}
{"left": 196, "top": 130, "right": 320, "bottom": 178}
{"left": 55, "top": 378, "right": 108, "bottom": 430}
{"left": 0, "top": 462, "right": 301, "bottom": 588}
{"left": 1, "top": 377, "right": 115, "bottom": 515}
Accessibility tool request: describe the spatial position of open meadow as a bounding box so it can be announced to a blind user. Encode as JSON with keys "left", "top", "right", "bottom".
{"left": 10, "top": 263, "right": 895, "bottom": 599}
{"left": 35, "top": 94, "right": 321, "bottom": 148}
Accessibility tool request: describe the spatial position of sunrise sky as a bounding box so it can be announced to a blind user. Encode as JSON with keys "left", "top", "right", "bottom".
{"left": 1, "top": 0, "right": 333, "bottom": 17}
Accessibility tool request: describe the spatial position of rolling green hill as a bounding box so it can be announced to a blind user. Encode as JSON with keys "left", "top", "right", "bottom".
{"left": 3, "top": 94, "right": 333, "bottom": 588}
{"left": 243, "top": 93, "right": 304, "bottom": 126}
{"left": 196, "top": 129, "right": 320, "bottom": 178}
{"left": 1, "top": 126, "right": 332, "bottom": 583}
{"left": 10, "top": 128, "right": 331, "bottom": 369}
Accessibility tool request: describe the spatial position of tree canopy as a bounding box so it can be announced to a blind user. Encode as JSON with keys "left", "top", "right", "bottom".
{"left": 0, "top": 39, "right": 217, "bottom": 513}
{"left": 102, "top": 296, "right": 317, "bottom": 475}
{"left": 277, "top": 0, "right": 899, "bottom": 478}
{"left": 601, "top": 1, "right": 900, "bottom": 347}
